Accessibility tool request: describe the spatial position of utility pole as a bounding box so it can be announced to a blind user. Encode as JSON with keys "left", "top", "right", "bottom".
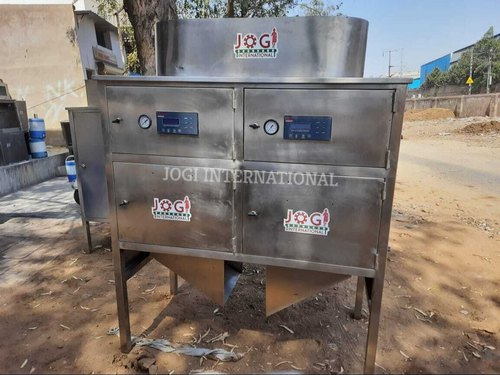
{"left": 486, "top": 48, "right": 493, "bottom": 94}
{"left": 400, "top": 48, "right": 404, "bottom": 76}
{"left": 383, "top": 49, "right": 398, "bottom": 77}
{"left": 468, "top": 47, "right": 474, "bottom": 95}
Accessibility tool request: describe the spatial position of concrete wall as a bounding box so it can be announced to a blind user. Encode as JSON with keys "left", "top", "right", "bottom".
{"left": 0, "top": 4, "right": 87, "bottom": 146}
{"left": 0, "top": 152, "right": 67, "bottom": 197}
{"left": 409, "top": 83, "right": 500, "bottom": 98}
{"left": 406, "top": 93, "right": 500, "bottom": 118}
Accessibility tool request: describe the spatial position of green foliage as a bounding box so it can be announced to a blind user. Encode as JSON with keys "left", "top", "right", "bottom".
{"left": 176, "top": 0, "right": 297, "bottom": 18}
{"left": 299, "top": 0, "right": 342, "bottom": 16}
{"left": 423, "top": 27, "right": 500, "bottom": 93}
{"left": 421, "top": 67, "right": 447, "bottom": 90}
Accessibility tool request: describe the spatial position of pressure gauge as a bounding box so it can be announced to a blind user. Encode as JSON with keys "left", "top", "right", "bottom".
{"left": 138, "top": 114, "right": 152, "bottom": 129}
{"left": 264, "top": 119, "right": 279, "bottom": 135}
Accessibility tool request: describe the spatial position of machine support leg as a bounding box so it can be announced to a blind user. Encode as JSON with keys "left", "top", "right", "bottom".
{"left": 169, "top": 270, "right": 178, "bottom": 295}
{"left": 363, "top": 276, "right": 384, "bottom": 374}
{"left": 82, "top": 219, "right": 92, "bottom": 253}
{"left": 353, "top": 276, "right": 365, "bottom": 319}
{"left": 114, "top": 249, "right": 132, "bottom": 353}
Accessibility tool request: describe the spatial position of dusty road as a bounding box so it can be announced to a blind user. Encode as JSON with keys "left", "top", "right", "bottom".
{"left": 0, "top": 116, "right": 499, "bottom": 374}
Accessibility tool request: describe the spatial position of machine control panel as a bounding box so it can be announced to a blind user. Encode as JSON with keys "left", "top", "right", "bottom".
{"left": 283, "top": 115, "right": 332, "bottom": 141}
{"left": 156, "top": 111, "right": 199, "bottom": 135}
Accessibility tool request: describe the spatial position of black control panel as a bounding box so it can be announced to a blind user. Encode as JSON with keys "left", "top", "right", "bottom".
{"left": 156, "top": 111, "right": 199, "bottom": 135}
{"left": 283, "top": 115, "right": 332, "bottom": 141}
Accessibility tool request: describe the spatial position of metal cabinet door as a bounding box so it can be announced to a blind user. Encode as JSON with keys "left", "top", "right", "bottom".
{"left": 107, "top": 86, "right": 234, "bottom": 159}
{"left": 244, "top": 89, "right": 394, "bottom": 167}
{"left": 242, "top": 172, "right": 384, "bottom": 269}
{"left": 70, "top": 110, "right": 108, "bottom": 220}
{"left": 113, "top": 162, "right": 234, "bottom": 252}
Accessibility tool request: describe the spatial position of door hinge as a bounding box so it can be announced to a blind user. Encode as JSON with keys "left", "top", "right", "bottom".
{"left": 232, "top": 178, "right": 237, "bottom": 191}
{"left": 232, "top": 89, "right": 237, "bottom": 110}
{"left": 381, "top": 181, "right": 387, "bottom": 201}
{"left": 385, "top": 150, "right": 391, "bottom": 169}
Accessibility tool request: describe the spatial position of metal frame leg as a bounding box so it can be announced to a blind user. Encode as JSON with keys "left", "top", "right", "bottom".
{"left": 114, "top": 249, "right": 132, "bottom": 353}
{"left": 82, "top": 219, "right": 92, "bottom": 253}
{"left": 363, "top": 275, "right": 384, "bottom": 374}
{"left": 353, "top": 276, "right": 364, "bottom": 320}
{"left": 169, "top": 270, "right": 178, "bottom": 295}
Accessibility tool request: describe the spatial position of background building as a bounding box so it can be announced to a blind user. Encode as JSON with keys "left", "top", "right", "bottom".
{"left": 0, "top": 0, "right": 124, "bottom": 145}
{"left": 411, "top": 33, "right": 500, "bottom": 90}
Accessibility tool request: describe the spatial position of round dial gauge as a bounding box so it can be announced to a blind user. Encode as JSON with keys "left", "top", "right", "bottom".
{"left": 138, "top": 114, "right": 152, "bottom": 129}
{"left": 264, "top": 119, "right": 279, "bottom": 135}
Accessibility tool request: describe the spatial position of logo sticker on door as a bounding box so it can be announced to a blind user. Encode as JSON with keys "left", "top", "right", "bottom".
{"left": 152, "top": 196, "right": 191, "bottom": 222}
{"left": 234, "top": 27, "right": 278, "bottom": 59}
{"left": 283, "top": 208, "right": 330, "bottom": 236}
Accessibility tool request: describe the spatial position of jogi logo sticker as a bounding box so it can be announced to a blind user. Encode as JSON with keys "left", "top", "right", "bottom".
{"left": 152, "top": 196, "right": 191, "bottom": 222}
{"left": 234, "top": 27, "right": 278, "bottom": 59}
{"left": 283, "top": 208, "right": 330, "bottom": 236}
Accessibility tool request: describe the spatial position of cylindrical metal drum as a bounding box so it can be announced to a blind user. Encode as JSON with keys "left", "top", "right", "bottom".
{"left": 156, "top": 16, "right": 368, "bottom": 78}
{"left": 28, "top": 118, "right": 46, "bottom": 139}
{"left": 29, "top": 138, "right": 47, "bottom": 158}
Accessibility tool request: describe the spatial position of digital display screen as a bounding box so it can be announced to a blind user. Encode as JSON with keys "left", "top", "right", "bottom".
{"left": 291, "top": 123, "right": 311, "bottom": 132}
{"left": 163, "top": 118, "right": 180, "bottom": 126}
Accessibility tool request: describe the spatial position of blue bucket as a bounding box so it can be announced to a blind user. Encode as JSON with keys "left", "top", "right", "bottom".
{"left": 29, "top": 118, "right": 46, "bottom": 140}
{"left": 65, "top": 155, "right": 77, "bottom": 182}
{"left": 29, "top": 138, "right": 48, "bottom": 158}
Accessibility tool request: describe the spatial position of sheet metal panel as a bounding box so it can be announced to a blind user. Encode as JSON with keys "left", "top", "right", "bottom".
{"left": 106, "top": 86, "right": 234, "bottom": 159}
{"left": 244, "top": 89, "right": 394, "bottom": 166}
{"left": 242, "top": 172, "right": 383, "bottom": 269}
{"left": 113, "top": 162, "right": 234, "bottom": 252}
{"left": 156, "top": 16, "right": 368, "bottom": 78}
{"left": 71, "top": 110, "right": 108, "bottom": 220}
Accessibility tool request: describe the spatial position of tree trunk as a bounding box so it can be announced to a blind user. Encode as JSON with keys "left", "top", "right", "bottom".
{"left": 123, "top": 0, "right": 177, "bottom": 75}
{"left": 226, "top": 0, "right": 235, "bottom": 17}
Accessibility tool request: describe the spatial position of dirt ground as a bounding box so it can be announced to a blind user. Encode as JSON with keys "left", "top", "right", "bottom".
{"left": 0, "top": 116, "right": 499, "bottom": 374}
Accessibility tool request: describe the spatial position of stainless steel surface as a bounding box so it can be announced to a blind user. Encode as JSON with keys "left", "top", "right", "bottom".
{"left": 266, "top": 266, "right": 350, "bottom": 316}
{"left": 154, "top": 254, "right": 241, "bottom": 305}
{"left": 156, "top": 16, "right": 368, "bottom": 78}
{"left": 244, "top": 89, "right": 393, "bottom": 166}
{"left": 243, "top": 173, "right": 384, "bottom": 269}
{"left": 106, "top": 86, "right": 234, "bottom": 159}
{"left": 93, "top": 74, "right": 412, "bottom": 85}
{"left": 87, "top": 76, "right": 408, "bottom": 374}
{"left": 81, "top": 17, "right": 409, "bottom": 372}
{"left": 71, "top": 110, "right": 108, "bottom": 220}
{"left": 68, "top": 108, "right": 109, "bottom": 252}
{"left": 113, "top": 162, "right": 234, "bottom": 252}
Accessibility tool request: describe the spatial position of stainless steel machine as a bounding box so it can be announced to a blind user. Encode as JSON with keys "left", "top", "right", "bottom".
{"left": 75, "top": 16, "right": 409, "bottom": 373}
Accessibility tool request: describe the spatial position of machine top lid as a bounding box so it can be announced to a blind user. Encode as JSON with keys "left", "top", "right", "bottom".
{"left": 155, "top": 16, "right": 370, "bottom": 79}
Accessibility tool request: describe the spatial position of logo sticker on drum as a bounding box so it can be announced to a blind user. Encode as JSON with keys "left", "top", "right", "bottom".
{"left": 234, "top": 27, "right": 278, "bottom": 59}
{"left": 152, "top": 196, "right": 192, "bottom": 222}
{"left": 283, "top": 208, "right": 330, "bottom": 236}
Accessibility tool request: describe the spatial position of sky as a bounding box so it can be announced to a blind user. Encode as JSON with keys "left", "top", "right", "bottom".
{"left": 333, "top": 0, "right": 500, "bottom": 77}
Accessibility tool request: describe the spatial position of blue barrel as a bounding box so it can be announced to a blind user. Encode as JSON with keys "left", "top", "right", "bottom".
{"left": 29, "top": 138, "right": 48, "bottom": 158}
{"left": 28, "top": 118, "right": 46, "bottom": 139}
{"left": 65, "top": 155, "right": 77, "bottom": 182}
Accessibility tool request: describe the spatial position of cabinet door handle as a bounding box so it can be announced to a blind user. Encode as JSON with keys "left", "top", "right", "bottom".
{"left": 80, "top": 163, "right": 87, "bottom": 169}
{"left": 249, "top": 123, "right": 260, "bottom": 129}
{"left": 112, "top": 117, "right": 122, "bottom": 124}
{"left": 119, "top": 200, "right": 129, "bottom": 207}
{"left": 247, "top": 210, "right": 258, "bottom": 217}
